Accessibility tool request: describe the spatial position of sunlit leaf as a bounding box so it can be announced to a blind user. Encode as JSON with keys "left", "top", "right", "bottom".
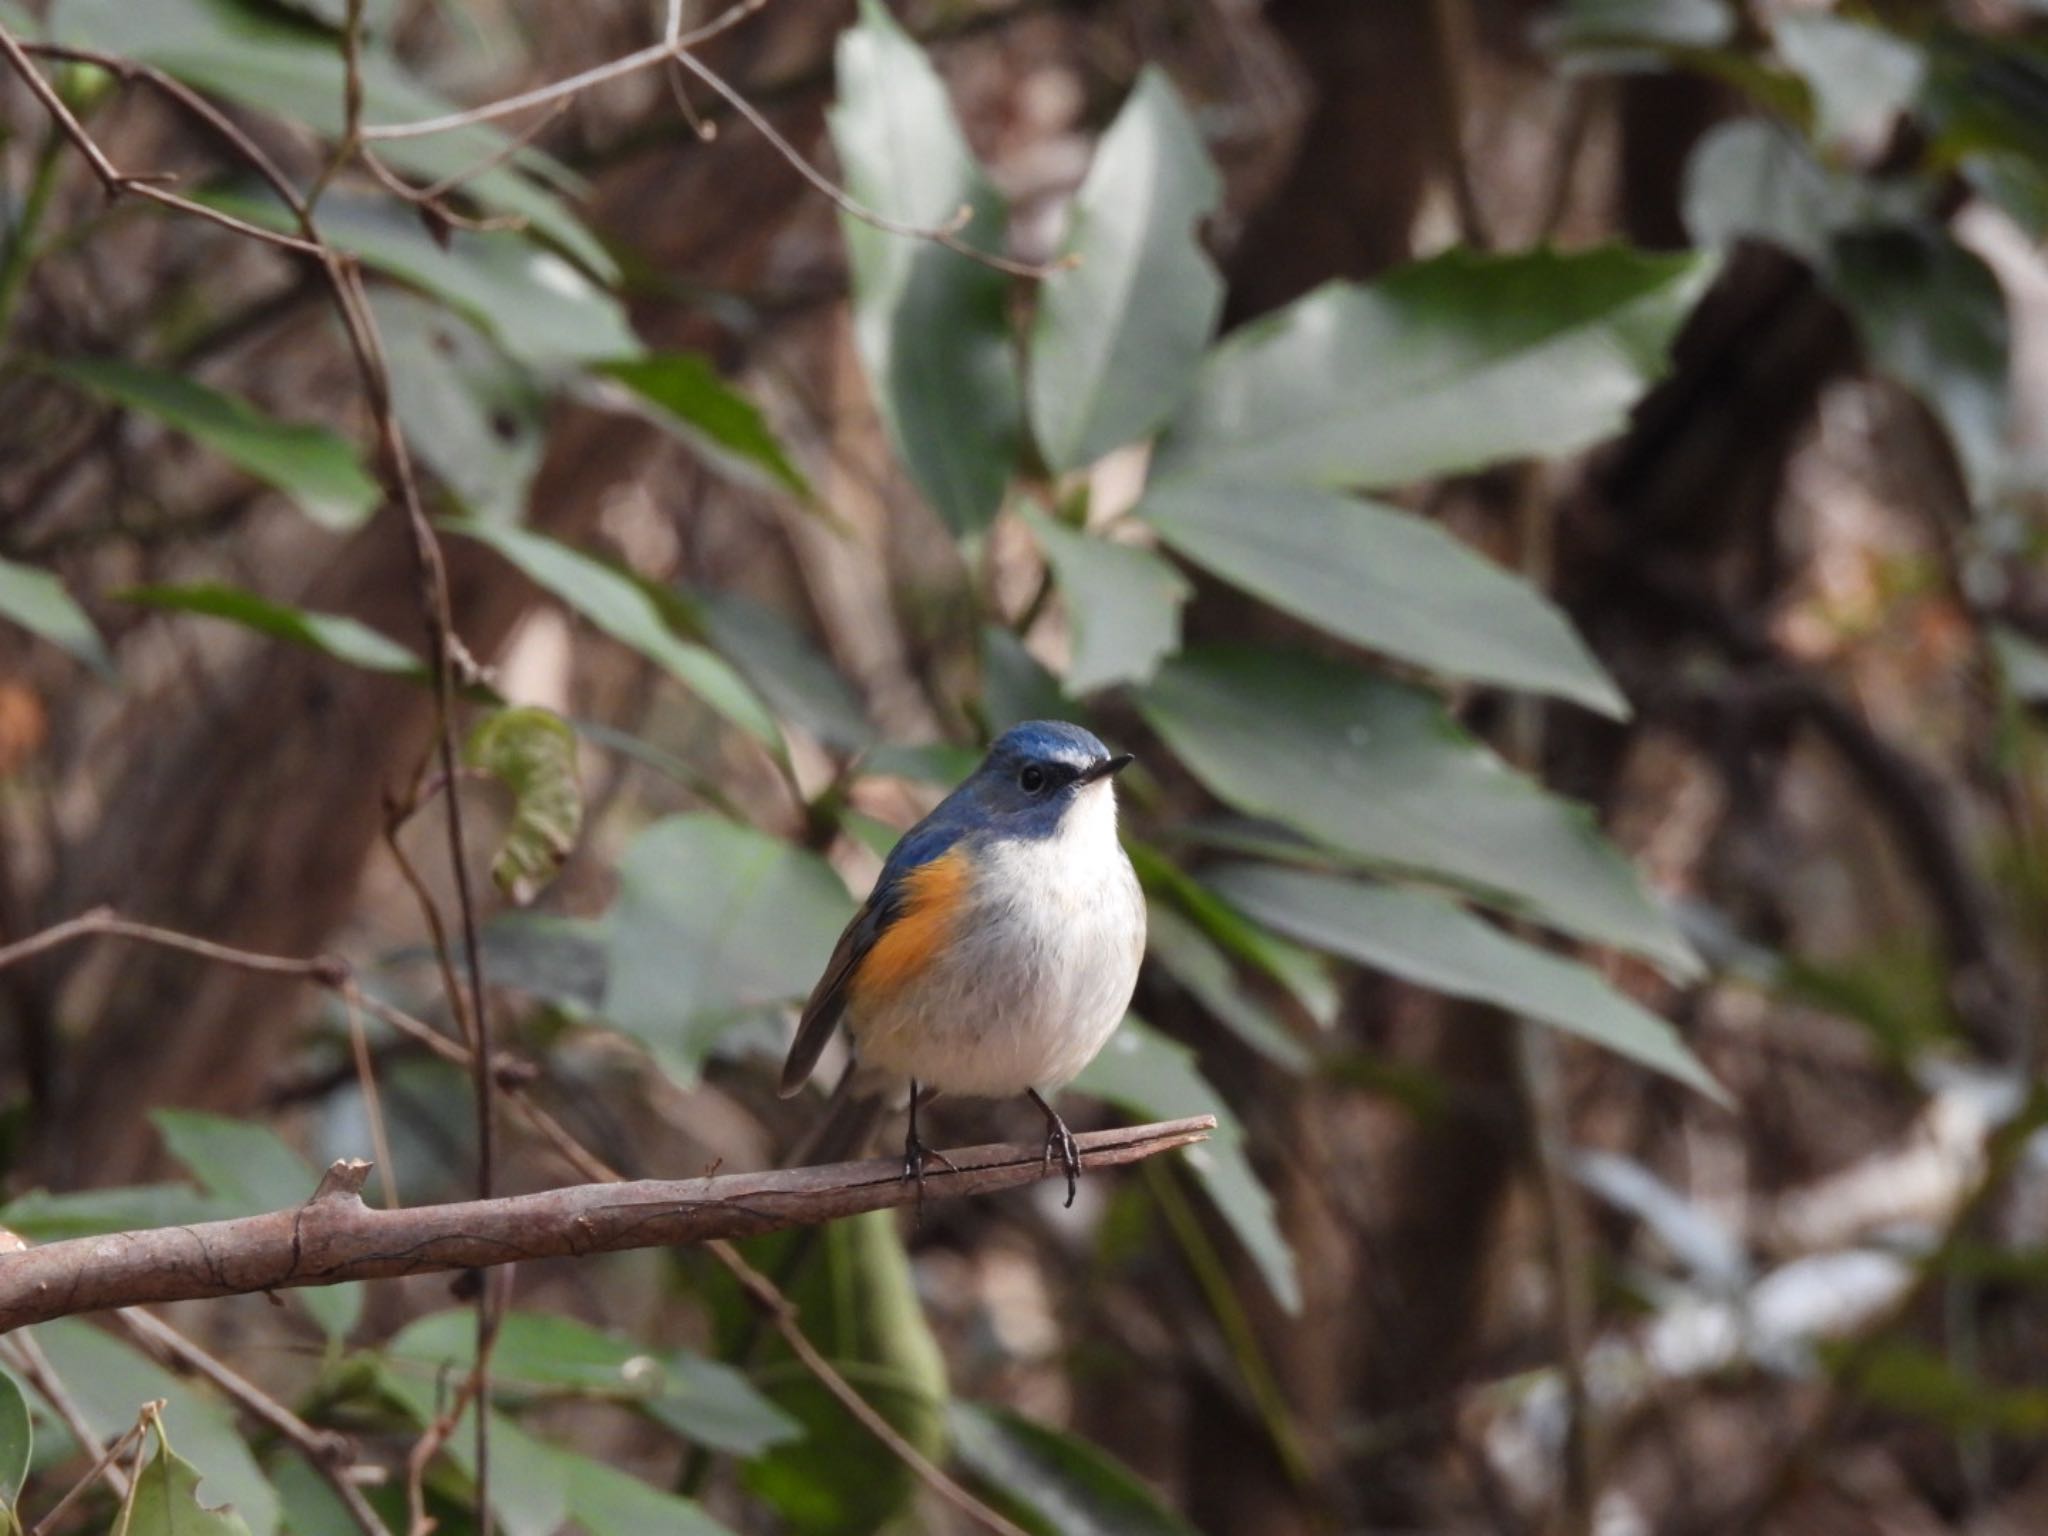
{"left": 1021, "top": 508, "right": 1188, "bottom": 693}
{"left": 370, "top": 289, "right": 545, "bottom": 526}
{"left": 950, "top": 1402, "right": 1198, "bottom": 1536}
{"left": 1153, "top": 246, "right": 1716, "bottom": 491}
{"left": 1774, "top": 13, "right": 1925, "bottom": 147}
{"left": 1076, "top": 1016, "right": 1299, "bottom": 1312}
{"left": 1209, "top": 863, "right": 1723, "bottom": 1100}
{"left": 465, "top": 706, "right": 582, "bottom": 905}
{"left": 1140, "top": 479, "right": 1627, "bottom": 717}
{"left": 593, "top": 354, "right": 809, "bottom": 499}
{"left": 153, "top": 1110, "right": 363, "bottom": 1340}
{"left": 119, "top": 584, "right": 422, "bottom": 676}
{"left": 37, "top": 1322, "right": 278, "bottom": 1536}
{"left": 1137, "top": 646, "right": 1699, "bottom": 975}
{"left": 118, "top": 1422, "right": 253, "bottom": 1536}
{"left": 52, "top": 358, "right": 378, "bottom": 530}
{"left": 0, "top": 555, "right": 111, "bottom": 678}
{"left": 830, "top": 0, "right": 1021, "bottom": 534}
{"left": 740, "top": 1211, "right": 949, "bottom": 1535}
{"left": 1029, "top": 67, "right": 1222, "bottom": 472}
{"left": 0, "top": 1368, "right": 29, "bottom": 1523}
{"left": 445, "top": 520, "right": 780, "bottom": 747}
{"left": 603, "top": 814, "right": 854, "bottom": 1084}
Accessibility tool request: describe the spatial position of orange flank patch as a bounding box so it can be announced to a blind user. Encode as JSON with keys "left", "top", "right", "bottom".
{"left": 853, "top": 850, "right": 971, "bottom": 999}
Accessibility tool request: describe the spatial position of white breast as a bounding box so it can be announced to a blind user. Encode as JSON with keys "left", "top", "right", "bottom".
{"left": 846, "top": 782, "right": 1146, "bottom": 1099}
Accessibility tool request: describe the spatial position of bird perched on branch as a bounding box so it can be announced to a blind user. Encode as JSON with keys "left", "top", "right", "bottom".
{"left": 780, "top": 720, "right": 1144, "bottom": 1206}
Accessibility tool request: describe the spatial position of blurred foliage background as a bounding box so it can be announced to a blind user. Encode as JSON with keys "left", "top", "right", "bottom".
{"left": 1, "top": 0, "right": 2047, "bottom": 1531}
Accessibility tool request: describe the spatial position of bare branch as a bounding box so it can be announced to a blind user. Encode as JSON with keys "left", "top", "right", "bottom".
{"left": 0, "top": 1121, "right": 1213, "bottom": 1333}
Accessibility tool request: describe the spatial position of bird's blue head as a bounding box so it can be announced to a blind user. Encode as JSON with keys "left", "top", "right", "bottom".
{"left": 956, "top": 720, "right": 1135, "bottom": 843}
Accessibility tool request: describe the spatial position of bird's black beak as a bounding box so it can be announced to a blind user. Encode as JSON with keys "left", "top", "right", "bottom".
{"left": 1080, "top": 752, "right": 1135, "bottom": 785}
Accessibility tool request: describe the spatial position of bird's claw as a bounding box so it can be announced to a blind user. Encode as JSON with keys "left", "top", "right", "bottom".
{"left": 901, "top": 1132, "right": 960, "bottom": 1225}
{"left": 1042, "top": 1120, "right": 1081, "bottom": 1209}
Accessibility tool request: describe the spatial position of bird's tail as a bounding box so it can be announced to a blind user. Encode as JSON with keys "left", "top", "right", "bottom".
{"left": 784, "top": 1063, "right": 893, "bottom": 1168}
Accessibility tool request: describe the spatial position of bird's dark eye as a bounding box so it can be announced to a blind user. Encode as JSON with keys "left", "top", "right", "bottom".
{"left": 1019, "top": 764, "right": 1047, "bottom": 794}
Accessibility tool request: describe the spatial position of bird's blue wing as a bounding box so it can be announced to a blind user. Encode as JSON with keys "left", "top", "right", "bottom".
{"left": 776, "top": 806, "right": 973, "bottom": 1096}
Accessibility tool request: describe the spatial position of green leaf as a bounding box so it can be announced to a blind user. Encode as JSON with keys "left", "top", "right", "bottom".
{"left": 1135, "top": 646, "right": 1698, "bottom": 975}
{"left": 695, "top": 590, "right": 872, "bottom": 752}
{"left": 464, "top": 707, "right": 582, "bottom": 905}
{"left": 1849, "top": 1340, "right": 2048, "bottom": 1436}
{"left": 118, "top": 1421, "right": 254, "bottom": 1536}
{"left": 1145, "top": 901, "right": 1311, "bottom": 1070}
{"left": 218, "top": 193, "right": 637, "bottom": 367}
{"left": 37, "top": 1321, "right": 278, "bottom": 1536}
{"left": 1029, "top": 68, "right": 1222, "bottom": 472}
{"left": 555, "top": 1450, "right": 736, "bottom": 1536}
{"left": 1209, "top": 863, "right": 1724, "bottom": 1100}
{"left": 152, "top": 1111, "right": 362, "bottom": 1340}
{"left": 602, "top": 814, "right": 854, "bottom": 1084}
{"left": 0, "top": 555, "right": 112, "bottom": 677}
{"left": 370, "top": 289, "right": 545, "bottom": 526}
{"left": 1139, "top": 479, "right": 1627, "bottom": 717}
{"left": 1682, "top": 119, "right": 1904, "bottom": 265}
{"left": 950, "top": 1402, "right": 1198, "bottom": 1536}
{"left": 118, "top": 585, "right": 422, "bottom": 676}
{"left": 1543, "top": 0, "right": 1733, "bottom": 53}
{"left": 52, "top": 0, "right": 612, "bottom": 278}
{"left": 386, "top": 1309, "right": 799, "bottom": 1458}
{"left": 981, "top": 625, "right": 1068, "bottom": 732}
{"left": 1075, "top": 1016, "right": 1299, "bottom": 1312}
{"left": 51, "top": 358, "right": 378, "bottom": 530}
{"left": 376, "top": 1373, "right": 567, "bottom": 1536}
{"left": 1153, "top": 245, "right": 1716, "bottom": 491}
{"left": 740, "top": 1211, "right": 949, "bottom": 1535}
{"left": 830, "top": 0, "right": 1022, "bottom": 535}
{"left": 593, "top": 354, "right": 809, "bottom": 499}
{"left": 1020, "top": 508, "right": 1189, "bottom": 693}
{"left": 0, "top": 1184, "right": 229, "bottom": 1242}
{"left": 444, "top": 521, "right": 780, "bottom": 747}
{"left": 1995, "top": 627, "right": 2048, "bottom": 701}
{"left": 0, "top": 1368, "right": 29, "bottom": 1521}
{"left": 1774, "top": 13, "right": 1925, "bottom": 148}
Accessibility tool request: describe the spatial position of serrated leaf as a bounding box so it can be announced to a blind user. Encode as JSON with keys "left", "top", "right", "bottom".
{"left": 1153, "top": 245, "right": 1717, "bottom": 491}
{"left": 117, "top": 1422, "right": 253, "bottom": 1536}
{"left": 593, "top": 354, "right": 809, "bottom": 499}
{"left": 1140, "top": 479, "right": 1627, "bottom": 717}
{"left": 1136, "top": 646, "right": 1697, "bottom": 975}
{"left": 1030, "top": 68, "right": 1222, "bottom": 471}
{"left": 0, "top": 1368, "right": 29, "bottom": 1520}
{"left": 1076, "top": 1016, "right": 1299, "bottom": 1312}
{"left": 465, "top": 707, "right": 582, "bottom": 905}
{"left": 950, "top": 1402, "right": 1198, "bottom": 1536}
{"left": 1021, "top": 508, "right": 1189, "bottom": 693}
{"left": 740, "top": 1211, "right": 948, "bottom": 1535}
{"left": 370, "top": 289, "right": 545, "bottom": 526}
{"left": 52, "top": 358, "right": 378, "bottom": 530}
{"left": 118, "top": 585, "right": 422, "bottom": 676}
{"left": 603, "top": 814, "right": 854, "bottom": 1084}
{"left": 444, "top": 520, "right": 780, "bottom": 748}
{"left": 1210, "top": 863, "right": 1724, "bottom": 1101}
{"left": 830, "top": 0, "right": 1021, "bottom": 534}
{"left": 0, "top": 555, "right": 111, "bottom": 677}
{"left": 152, "top": 1111, "right": 362, "bottom": 1340}
{"left": 36, "top": 1322, "right": 277, "bottom": 1536}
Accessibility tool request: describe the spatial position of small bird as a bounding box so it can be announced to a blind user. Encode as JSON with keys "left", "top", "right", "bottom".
{"left": 780, "top": 720, "right": 1145, "bottom": 1206}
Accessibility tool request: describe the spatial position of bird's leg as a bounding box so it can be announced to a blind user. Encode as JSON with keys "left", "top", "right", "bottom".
{"left": 901, "top": 1081, "right": 959, "bottom": 1221}
{"left": 1027, "top": 1088, "right": 1081, "bottom": 1209}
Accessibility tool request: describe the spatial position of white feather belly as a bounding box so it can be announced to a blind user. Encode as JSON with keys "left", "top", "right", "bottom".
{"left": 846, "top": 784, "right": 1144, "bottom": 1098}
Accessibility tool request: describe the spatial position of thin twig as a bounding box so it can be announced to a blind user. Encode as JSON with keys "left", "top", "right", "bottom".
{"left": 116, "top": 1309, "right": 389, "bottom": 1536}
{"left": 359, "top": 0, "right": 773, "bottom": 140}
{"left": 345, "top": 989, "right": 402, "bottom": 1210}
{"left": 710, "top": 1239, "right": 1035, "bottom": 1536}
{"left": 0, "top": 1331, "right": 132, "bottom": 1510}
{"left": 24, "top": 1409, "right": 149, "bottom": 1536}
